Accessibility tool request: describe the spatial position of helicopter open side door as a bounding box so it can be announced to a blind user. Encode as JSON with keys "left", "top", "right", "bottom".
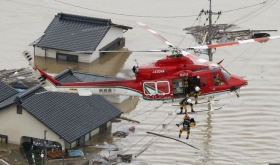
{"left": 143, "top": 81, "right": 171, "bottom": 100}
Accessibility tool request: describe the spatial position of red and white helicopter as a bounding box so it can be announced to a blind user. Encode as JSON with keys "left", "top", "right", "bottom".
{"left": 23, "top": 22, "right": 280, "bottom": 110}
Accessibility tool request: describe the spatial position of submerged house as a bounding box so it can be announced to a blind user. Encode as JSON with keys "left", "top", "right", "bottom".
{"left": 30, "top": 12, "right": 132, "bottom": 63}
{"left": 0, "top": 80, "right": 122, "bottom": 150}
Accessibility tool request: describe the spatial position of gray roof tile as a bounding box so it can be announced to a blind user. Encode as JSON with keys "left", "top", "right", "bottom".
{"left": 54, "top": 68, "right": 125, "bottom": 83}
{"left": 37, "top": 13, "right": 131, "bottom": 52}
{"left": 21, "top": 92, "right": 122, "bottom": 143}
{"left": 73, "top": 71, "right": 125, "bottom": 82}
{"left": 54, "top": 68, "right": 82, "bottom": 83}
{"left": 0, "top": 81, "right": 18, "bottom": 103}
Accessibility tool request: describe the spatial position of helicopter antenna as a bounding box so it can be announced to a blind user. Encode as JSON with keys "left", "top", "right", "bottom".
{"left": 134, "top": 59, "right": 138, "bottom": 66}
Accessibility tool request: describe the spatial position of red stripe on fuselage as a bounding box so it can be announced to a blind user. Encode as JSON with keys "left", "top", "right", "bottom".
{"left": 60, "top": 79, "right": 139, "bottom": 88}
{"left": 254, "top": 37, "right": 269, "bottom": 42}
{"left": 36, "top": 66, "right": 60, "bottom": 85}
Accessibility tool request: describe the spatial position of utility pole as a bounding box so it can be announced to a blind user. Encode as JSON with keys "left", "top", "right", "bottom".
{"left": 207, "top": 0, "right": 221, "bottom": 61}
{"left": 208, "top": 0, "right": 213, "bottom": 61}
{"left": 44, "top": 130, "right": 47, "bottom": 165}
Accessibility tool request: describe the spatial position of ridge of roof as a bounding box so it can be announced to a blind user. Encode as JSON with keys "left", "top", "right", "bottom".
{"left": 0, "top": 81, "right": 19, "bottom": 103}
{"left": 57, "top": 12, "right": 112, "bottom": 26}
{"left": 15, "top": 85, "right": 46, "bottom": 103}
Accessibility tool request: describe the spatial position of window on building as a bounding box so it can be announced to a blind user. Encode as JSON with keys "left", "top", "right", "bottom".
{"left": 99, "top": 123, "right": 107, "bottom": 133}
{"left": 56, "top": 53, "right": 78, "bottom": 62}
{"left": 17, "top": 105, "right": 22, "bottom": 114}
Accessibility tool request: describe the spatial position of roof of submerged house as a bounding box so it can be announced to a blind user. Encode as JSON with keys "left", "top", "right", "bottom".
{"left": 0, "top": 67, "right": 124, "bottom": 143}
{"left": 19, "top": 87, "right": 122, "bottom": 143}
{"left": 36, "top": 12, "right": 132, "bottom": 52}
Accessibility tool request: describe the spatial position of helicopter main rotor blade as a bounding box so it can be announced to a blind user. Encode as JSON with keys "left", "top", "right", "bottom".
{"left": 69, "top": 50, "right": 170, "bottom": 54}
{"left": 137, "top": 22, "right": 174, "bottom": 48}
{"left": 186, "top": 35, "right": 280, "bottom": 50}
{"left": 99, "top": 50, "right": 170, "bottom": 53}
{"left": 69, "top": 51, "right": 94, "bottom": 54}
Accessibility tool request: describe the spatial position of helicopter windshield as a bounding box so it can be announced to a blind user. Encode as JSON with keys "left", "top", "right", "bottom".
{"left": 221, "top": 69, "right": 230, "bottom": 82}
{"left": 209, "top": 64, "right": 220, "bottom": 72}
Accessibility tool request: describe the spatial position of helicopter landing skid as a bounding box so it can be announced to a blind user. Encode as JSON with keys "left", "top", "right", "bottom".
{"left": 167, "top": 104, "right": 226, "bottom": 116}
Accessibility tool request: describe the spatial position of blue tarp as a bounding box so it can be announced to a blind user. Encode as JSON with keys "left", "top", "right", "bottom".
{"left": 68, "top": 149, "right": 84, "bottom": 157}
{"left": 16, "top": 88, "right": 26, "bottom": 92}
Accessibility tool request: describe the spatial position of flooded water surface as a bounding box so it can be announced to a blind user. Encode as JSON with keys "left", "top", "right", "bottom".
{"left": 1, "top": 0, "right": 280, "bottom": 164}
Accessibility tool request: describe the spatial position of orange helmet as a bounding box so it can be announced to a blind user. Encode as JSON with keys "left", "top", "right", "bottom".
{"left": 184, "top": 114, "right": 190, "bottom": 119}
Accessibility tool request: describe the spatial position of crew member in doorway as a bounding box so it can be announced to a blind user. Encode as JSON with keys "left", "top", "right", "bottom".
{"left": 184, "top": 78, "right": 189, "bottom": 98}
{"left": 213, "top": 75, "right": 221, "bottom": 86}
{"left": 179, "top": 98, "right": 195, "bottom": 113}
{"left": 194, "top": 86, "right": 202, "bottom": 104}
{"left": 178, "top": 116, "right": 196, "bottom": 139}
{"left": 188, "top": 77, "right": 195, "bottom": 96}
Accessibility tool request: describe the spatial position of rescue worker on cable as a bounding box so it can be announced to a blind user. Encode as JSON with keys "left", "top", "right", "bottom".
{"left": 179, "top": 98, "right": 195, "bottom": 114}
{"left": 178, "top": 115, "right": 196, "bottom": 139}
{"left": 194, "top": 86, "right": 202, "bottom": 104}
{"left": 176, "top": 114, "right": 190, "bottom": 127}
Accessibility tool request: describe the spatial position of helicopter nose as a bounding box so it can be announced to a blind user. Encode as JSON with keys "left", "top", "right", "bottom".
{"left": 243, "top": 80, "right": 248, "bottom": 86}
{"left": 230, "top": 75, "right": 248, "bottom": 88}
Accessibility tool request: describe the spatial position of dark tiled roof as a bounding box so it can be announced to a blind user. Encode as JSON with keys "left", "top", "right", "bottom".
{"left": 0, "top": 94, "right": 19, "bottom": 110}
{"left": 21, "top": 92, "right": 122, "bottom": 143}
{"left": 15, "top": 86, "right": 47, "bottom": 103}
{"left": 73, "top": 71, "right": 125, "bottom": 82}
{"left": 0, "top": 81, "right": 18, "bottom": 103}
{"left": 37, "top": 13, "right": 131, "bottom": 52}
{"left": 0, "top": 85, "right": 46, "bottom": 110}
{"left": 54, "top": 68, "right": 82, "bottom": 83}
{"left": 54, "top": 68, "right": 125, "bottom": 83}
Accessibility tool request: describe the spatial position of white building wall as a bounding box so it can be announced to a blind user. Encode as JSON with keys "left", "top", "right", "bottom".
{"left": 34, "top": 46, "right": 45, "bottom": 57}
{"left": 34, "top": 47, "right": 89, "bottom": 62}
{"left": 90, "top": 27, "right": 124, "bottom": 62}
{"left": 34, "top": 27, "right": 124, "bottom": 63}
{"left": 0, "top": 105, "right": 65, "bottom": 150}
{"left": 91, "top": 128, "right": 99, "bottom": 137}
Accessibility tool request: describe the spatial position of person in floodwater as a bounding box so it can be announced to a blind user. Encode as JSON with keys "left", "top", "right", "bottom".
{"left": 179, "top": 98, "right": 195, "bottom": 113}
{"left": 178, "top": 116, "right": 196, "bottom": 139}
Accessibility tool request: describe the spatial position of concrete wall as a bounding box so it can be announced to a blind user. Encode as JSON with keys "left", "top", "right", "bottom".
{"left": 0, "top": 105, "right": 65, "bottom": 150}
{"left": 34, "top": 26, "right": 124, "bottom": 63}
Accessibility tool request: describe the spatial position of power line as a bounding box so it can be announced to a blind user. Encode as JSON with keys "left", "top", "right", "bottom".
{"left": 223, "top": 0, "right": 268, "bottom": 13}
{"left": 235, "top": 0, "right": 278, "bottom": 25}
{"left": 53, "top": 0, "right": 197, "bottom": 18}
{"left": 228, "top": 0, "right": 276, "bottom": 24}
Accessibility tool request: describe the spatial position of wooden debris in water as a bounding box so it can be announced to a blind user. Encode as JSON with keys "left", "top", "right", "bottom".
{"left": 147, "top": 131, "right": 199, "bottom": 150}
{"left": 117, "top": 154, "right": 132, "bottom": 163}
{"left": 116, "top": 116, "right": 140, "bottom": 123}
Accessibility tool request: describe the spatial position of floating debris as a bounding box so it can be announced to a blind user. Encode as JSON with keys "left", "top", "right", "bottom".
{"left": 117, "top": 154, "right": 132, "bottom": 163}
{"left": 184, "top": 24, "right": 277, "bottom": 45}
{"left": 113, "top": 131, "right": 128, "bottom": 138}
{"left": 117, "top": 116, "right": 140, "bottom": 123}
{"left": 129, "top": 126, "right": 135, "bottom": 132}
{"left": 68, "top": 149, "right": 84, "bottom": 157}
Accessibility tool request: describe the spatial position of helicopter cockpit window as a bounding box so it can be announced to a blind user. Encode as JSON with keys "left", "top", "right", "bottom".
{"left": 209, "top": 65, "right": 220, "bottom": 72}
{"left": 213, "top": 74, "right": 224, "bottom": 86}
{"left": 221, "top": 69, "right": 230, "bottom": 82}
